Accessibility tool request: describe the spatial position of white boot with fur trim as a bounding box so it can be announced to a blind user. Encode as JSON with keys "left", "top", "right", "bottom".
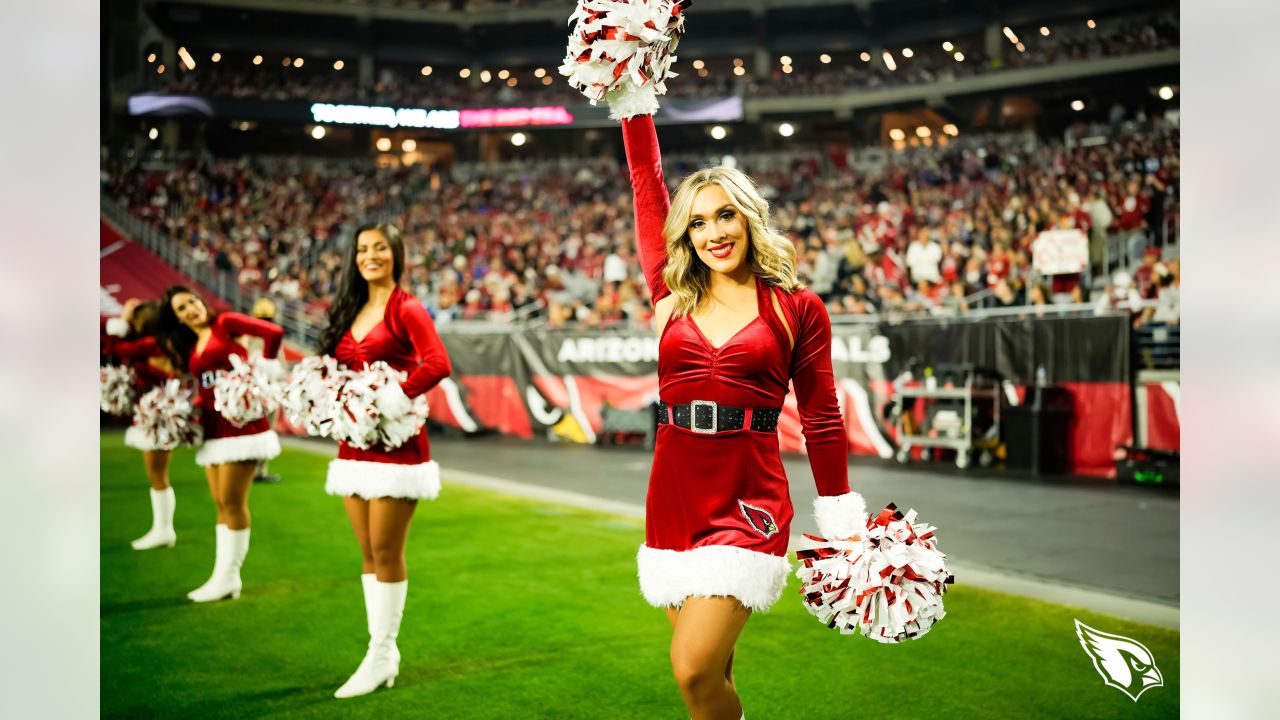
{"left": 335, "top": 580, "right": 407, "bottom": 698}
{"left": 131, "top": 487, "right": 177, "bottom": 550}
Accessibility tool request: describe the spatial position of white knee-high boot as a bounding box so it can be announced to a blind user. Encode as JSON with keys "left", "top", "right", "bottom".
{"left": 132, "top": 487, "right": 177, "bottom": 550}
{"left": 360, "top": 574, "right": 400, "bottom": 666}
{"left": 188, "top": 526, "right": 248, "bottom": 602}
{"left": 335, "top": 579, "right": 407, "bottom": 698}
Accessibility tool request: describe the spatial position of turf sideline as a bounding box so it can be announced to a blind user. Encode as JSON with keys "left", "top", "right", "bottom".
{"left": 281, "top": 436, "right": 1179, "bottom": 630}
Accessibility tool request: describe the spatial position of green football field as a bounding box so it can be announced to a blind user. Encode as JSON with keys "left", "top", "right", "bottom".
{"left": 100, "top": 432, "right": 1179, "bottom": 719}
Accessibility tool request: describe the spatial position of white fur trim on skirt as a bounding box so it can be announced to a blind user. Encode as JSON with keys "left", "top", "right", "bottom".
{"left": 637, "top": 544, "right": 791, "bottom": 613}
{"left": 195, "top": 430, "right": 281, "bottom": 466}
{"left": 325, "top": 459, "right": 441, "bottom": 501}
{"left": 124, "top": 425, "right": 165, "bottom": 451}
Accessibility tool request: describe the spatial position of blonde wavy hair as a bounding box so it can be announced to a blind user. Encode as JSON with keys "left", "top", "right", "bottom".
{"left": 661, "top": 166, "right": 800, "bottom": 317}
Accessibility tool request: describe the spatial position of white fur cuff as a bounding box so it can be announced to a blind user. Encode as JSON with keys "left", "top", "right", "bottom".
{"left": 636, "top": 544, "right": 790, "bottom": 612}
{"left": 813, "top": 491, "right": 868, "bottom": 539}
{"left": 325, "top": 459, "right": 441, "bottom": 501}
{"left": 195, "top": 430, "right": 281, "bottom": 466}
{"left": 106, "top": 317, "right": 130, "bottom": 338}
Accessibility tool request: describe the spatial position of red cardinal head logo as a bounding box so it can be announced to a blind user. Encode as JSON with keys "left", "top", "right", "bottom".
{"left": 738, "top": 501, "right": 780, "bottom": 538}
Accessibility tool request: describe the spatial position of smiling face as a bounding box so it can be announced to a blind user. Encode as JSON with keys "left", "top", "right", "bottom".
{"left": 355, "top": 228, "right": 396, "bottom": 285}
{"left": 687, "top": 184, "right": 750, "bottom": 277}
{"left": 170, "top": 292, "right": 209, "bottom": 329}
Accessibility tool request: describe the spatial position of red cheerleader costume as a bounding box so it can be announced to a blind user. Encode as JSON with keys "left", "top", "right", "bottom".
{"left": 623, "top": 115, "right": 855, "bottom": 611}
{"left": 189, "top": 313, "right": 284, "bottom": 466}
{"left": 102, "top": 317, "right": 181, "bottom": 450}
{"left": 324, "top": 286, "right": 452, "bottom": 500}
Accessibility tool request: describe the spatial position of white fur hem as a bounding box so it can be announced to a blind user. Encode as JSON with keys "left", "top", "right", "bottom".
{"left": 106, "top": 318, "right": 130, "bottom": 338}
{"left": 195, "top": 431, "right": 280, "bottom": 466}
{"left": 636, "top": 544, "right": 790, "bottom": 612}
{"left": 325, "top": 459, "right": 441, "bottom": 501}
{"left": 125, "top": 425, "right": 167, "bottom": 451}
{"left": 814, "top": 491, "right": 868, "bottom": 539}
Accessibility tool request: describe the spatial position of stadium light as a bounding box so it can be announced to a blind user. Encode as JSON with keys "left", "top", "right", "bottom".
{"left": 733, "top": 66, "right": 745, "bottom": 76}
{"left": 710, "top": 125, "right": 727, "bottom": 140}
{"left": 376, "top": 137, "right": 392, "bottom": 152}
{"left": 534, "top": 68, "right": 546, "bottom": 78}
{"left": 733, "top": 58, "right": 744, "bottom": 67}
{"left": 333, "top": 60, "right": 344, "bottom": 70}
{"left": 507, "top": 77, "right": 518, "bottom": 87}
{"left": 282, "top": 57, "right": 292, "bottom": 67}
{"left": 1071, "top": 100, "right": 1085, "bottom": 111}
{"left": 942, "top": 41, "right": 953, "bottom": 52}
{"left": 888, "top": 128, "right": 906, "bottom": 141}
{"left": 211, "top": 53, "right": 221, "bottom": 63}
{"left": 511, "top": 132, "right": 527, "bottom": 147}
{"left": 542, "top": 76, "right": 553, "bottom": 85}
{"left": 253, "top": 55, "right": 263, "bottom": 65}
{"left": 1003, "top": 27, "right": 1019, "bottom": 44}
{"left": 294, "top": 57, "right": 304, "bottom": 68}
{"left": 480, "top": 70, "right": 492, "bottom": 83}
{"left": 943, "top": 123, "right": 959, "bottom": 136}
{"left": 1087, "top": 19, "right": 1096, "bottom": 29}
{"left": 459, "top": 68, "right": 471, "bottom": 78}
{"left": 778, "top": 122, "right": 795, "bottom": 137}
{"left": 698, "top": 68, "right": 709, "bottom": 78}
{"left": 954, "top": 52, "right": 965, "bottom": 62}
{"left": 779, "top": 55, "right": 792, "bottom": 65}
{"left": 148, "top": 128, "right": 159, "bottom": 140}
{"left": 402, "top": 138, "right": 417, "bottom": 152}
{"left": 819, "top": 53, "right": 831, "bottom": 64}
{"left": 882, "top": 51, "right": 897, "bottom": 71}
{"left": 155, "top": 64, "right": 166, "bottom": 74}
{"left": 1158, "top": 85, "right": 1175, "bottom": 100}
{"left": 781, "top": 65, "right": 793, "bottom": 74}
{"left": 311, "top": 125, "right": 326, "bottom": 139}
{"left": 498, "top": 69, "right": 510, "bottom": 80}
{"left": 902, "top": 48, "right": 914, "bottom": 58}
{"left": 422, "top": 66, "right": 433, "bottom": 76}
{"left": 916, "top": 126, "right": 931, "bottom": 138}
{"left": 693, "top": 59, "right": 705, "bottom": 70}
{"left": 1040, "top": 26, "right": 1051, "bottom": 36}
{"left": 1015, "top": 43, "right": 1025, "bottom": 53}
{"left": 147, "top": 52, "right": 156, "bottom": 63}
{"left": 860, "top": 52, "right": 871, "bottom": 62}
{"left": 178, "top": 47, "right": 196, "bottom": 71}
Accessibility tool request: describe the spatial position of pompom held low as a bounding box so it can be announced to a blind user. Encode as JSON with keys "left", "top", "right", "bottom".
{"left": 796, "top": 498, "right": 953, "bottom": 644}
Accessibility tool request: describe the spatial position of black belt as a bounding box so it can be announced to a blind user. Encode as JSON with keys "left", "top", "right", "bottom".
{"left": 658, "top": 401, "right": 781, "bottom": 434}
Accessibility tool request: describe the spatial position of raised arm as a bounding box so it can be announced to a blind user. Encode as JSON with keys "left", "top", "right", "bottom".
{"left": 218, "top": 312, "right": 284, "bottom": 358}
{"left": 622, "top": 115, "right": 671, "bottom": 303}
{"left": 394, "top": 295, "right": 452, "bottom": 399}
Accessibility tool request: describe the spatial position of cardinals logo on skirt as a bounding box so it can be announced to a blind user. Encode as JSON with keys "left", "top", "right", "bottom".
{"left": 738, "top": 500, "right": 779, "bottom": 538}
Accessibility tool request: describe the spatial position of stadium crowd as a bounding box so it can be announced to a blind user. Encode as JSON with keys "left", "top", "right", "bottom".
{"left": 103, "top": 116, "right": 1179, "bottom": 329}
{"left": 140, "top": 11, "right": 1176, "bottom": 108}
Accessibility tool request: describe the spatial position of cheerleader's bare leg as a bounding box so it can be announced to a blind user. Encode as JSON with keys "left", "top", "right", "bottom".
{"left": 334, "top": 497, "right": 415, "bottom": 699}
{"left": 131, "top": 449, "right": 176, "bottom": 550}
{"left": 341, "top": 497, "right": 377, "bottom": 574}
{"left": 188, "top": 461, "right": 255, "bottom": 602}
{"left": 667, "top": 608, "right": 736, "bottom": 686}
{"left": 668, "top": 596, "right": 751, "bottom": 720}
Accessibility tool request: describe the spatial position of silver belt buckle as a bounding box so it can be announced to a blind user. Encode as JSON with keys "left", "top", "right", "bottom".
{"left": 689, "top": 399, "right": 718, "bottom": 434}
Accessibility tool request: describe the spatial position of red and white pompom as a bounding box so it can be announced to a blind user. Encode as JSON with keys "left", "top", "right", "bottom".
{"left": 131, "top": 379, "right": 203, "bottom": 450}
{"left": 213, "top": 354, "right": 283, "bottom": 427}
{"left": 280, "top": 355, "right": 350, "bottom": 437}
{"left": 796, "top": 493, "right": 953, "bottom": 644}
{"left": 330, "top": 361, "right": 429, "bottom": 450}
{"left": 559, "top": 0, "right": 691, "bottom": 120}
{"left": 100, "top": 364, "right": 137, "bottom": 416}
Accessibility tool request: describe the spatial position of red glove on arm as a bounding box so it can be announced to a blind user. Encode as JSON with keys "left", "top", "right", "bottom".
{"left": 622, "top": 115, "right": 671, "bottom": 304}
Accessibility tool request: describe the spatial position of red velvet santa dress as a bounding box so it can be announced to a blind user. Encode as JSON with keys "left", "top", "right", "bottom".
{"left": 623, "top": 115, "right": 861, "bottom": 611}
{"left": 102, "top": 316, "right": 180, "bottom": 450}
{"left": 324, "top": 286, "right": 452, "bottom": 500}
{"left": 189, "top": 313, "right": 284, "bottom": 466}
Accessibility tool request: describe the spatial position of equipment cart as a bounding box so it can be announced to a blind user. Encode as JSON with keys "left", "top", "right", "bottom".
{"left": 891, "top": 367, "right": 1002, "bottom": 469}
